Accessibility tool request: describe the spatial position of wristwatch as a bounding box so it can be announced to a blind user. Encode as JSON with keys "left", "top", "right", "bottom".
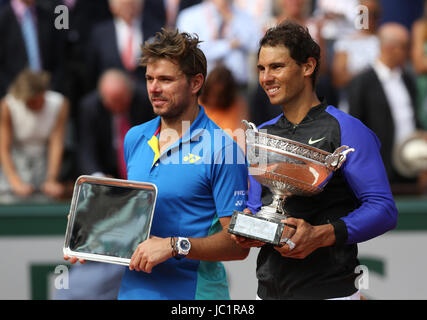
{"left": 175, "top": 237, "right": 191, "bottom": 259}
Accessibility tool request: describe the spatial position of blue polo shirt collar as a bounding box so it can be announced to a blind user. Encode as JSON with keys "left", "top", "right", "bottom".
{"left": 142, "top": 105, "right": 207, "bottom": 143}
{"left": 143, "top": 106, "right": 209, "bottom": 166}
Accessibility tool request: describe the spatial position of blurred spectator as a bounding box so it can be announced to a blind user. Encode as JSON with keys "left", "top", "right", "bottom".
{"left": 143, "top": 0, "right": 168, "bottom": 29}
{"left": 59, "top": 0, "right": 112, "bottom": 116}
{"left": 176, "top": 0, "right": 261, "bottom": 89}
{"left": 274, "top": 0, "right": 324, "bottom": 65}
{"left": 199, "top": 65, "right": 248, "bottom": 150}
{"left": 313, "top": 0, "right": 360, "bottom": 45}
{"left": 347, "top": 23, "right": 422, "bottom": 193}
{"left": 0, "top": 0, "right": 65, "bottom": 98}
{"left": 77, "top": 69, "right": 155, "bottom": 180}
{"left": 0, "top": 69, "right": 69, "bottom": 201}
{"left": 164, "top": 0, "right": 201, "bottom": 29}
{"left": 411, "top": 0, "right": 427, "bottom": 129}
{"left": 86, "top": 0, "right": 163, "bottom": 92}
{"left": 234, "top": 0, "right": 273, "bottom": 32}
{"left": 313, "top": 0, "right": 360, "bottom": 106}
{"left": 331, "top": 0, "right": 381, "bottom": 112}
{"left": 274, "top": 0, "right": 315, "bottom": 31}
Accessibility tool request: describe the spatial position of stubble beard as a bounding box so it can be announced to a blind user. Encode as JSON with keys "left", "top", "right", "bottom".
{"left": 152, "top": 99, "right": 189, "bottom": 121}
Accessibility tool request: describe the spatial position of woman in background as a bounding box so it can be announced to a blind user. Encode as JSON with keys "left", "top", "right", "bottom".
{"left": 0, "top": 69, "right": 69, "bottom": 199}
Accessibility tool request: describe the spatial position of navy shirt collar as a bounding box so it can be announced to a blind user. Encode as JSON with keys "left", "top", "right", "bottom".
{"left": 277, "top": 100, "right": 328, "bottom": 128}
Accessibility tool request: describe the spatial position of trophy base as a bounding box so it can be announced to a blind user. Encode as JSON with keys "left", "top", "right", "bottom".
{"left": 228, "top": 210, "right": 285, "bottom": 246}
{"left": 256, "top": 205, "right": 290, "bottom": 223}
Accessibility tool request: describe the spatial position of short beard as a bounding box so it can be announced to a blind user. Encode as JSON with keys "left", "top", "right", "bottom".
{"left": 153, "top": 100, "right": 188, "bottom": 121}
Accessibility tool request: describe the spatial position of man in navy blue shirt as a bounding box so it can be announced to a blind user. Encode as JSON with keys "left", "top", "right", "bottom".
{"left": 232, "top": 20, "right": 398, "bottom": 300}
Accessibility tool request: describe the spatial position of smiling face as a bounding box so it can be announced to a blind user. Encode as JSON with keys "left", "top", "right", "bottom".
{"left": 146, "top": 58, "right": 199, "bottom": 120}
{"left": 257, "top": 45, "right": 308, "bottom": 107}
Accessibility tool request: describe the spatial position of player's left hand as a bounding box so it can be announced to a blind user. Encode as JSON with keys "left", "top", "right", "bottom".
{"left": 129, "top": 236, "right": 173, "bottom": 273}
{"left": 274, "top": 217, "right": 334, "bottom": 259}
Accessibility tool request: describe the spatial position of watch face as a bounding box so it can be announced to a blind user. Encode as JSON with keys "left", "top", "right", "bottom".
{"left": 180, "top": 239, "right": 190, "bottom": 251}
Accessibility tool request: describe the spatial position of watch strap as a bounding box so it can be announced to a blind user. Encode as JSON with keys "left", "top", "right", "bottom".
{"left": 170, "top": 236, "right": 178, "bottom": 257}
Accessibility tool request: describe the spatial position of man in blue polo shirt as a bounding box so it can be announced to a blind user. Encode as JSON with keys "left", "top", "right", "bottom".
{"left": 116, "top": 28, "right": 249, "bottom": 299}
{"left": 65, "top": 29, "right": 248, "bottom": 300}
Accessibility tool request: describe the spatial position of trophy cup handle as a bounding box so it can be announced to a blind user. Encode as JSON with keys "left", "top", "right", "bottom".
{"left": 326, "top": 146, "right": 355, "bottom": 170}
{"left": 242, "top": 120, "right": 258, "bottom": 132}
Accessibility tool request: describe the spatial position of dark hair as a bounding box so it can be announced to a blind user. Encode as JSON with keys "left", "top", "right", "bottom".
{"left": 140, "top": 28, "right": 207, "bottom": 95}
{"left": 259, "top": 20, "right": 321, "bottom": 87}
{"left": 200, "top": 65, "right": 237, "bottom": 110}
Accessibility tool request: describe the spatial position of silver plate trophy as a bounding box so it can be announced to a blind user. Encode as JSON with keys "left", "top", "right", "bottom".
{"left": 228, "top": 120, "right": 355, "bottom": 246}
{"left": 63, "top": 175, "right": 157, "bottom": 265}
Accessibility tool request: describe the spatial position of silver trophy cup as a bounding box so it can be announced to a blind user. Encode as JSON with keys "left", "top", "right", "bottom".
{"left": 228, "top": 120, "right": 355, "bottom": 246}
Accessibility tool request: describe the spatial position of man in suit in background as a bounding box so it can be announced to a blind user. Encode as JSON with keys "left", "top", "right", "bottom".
{"left": 348, "top": 23, "right": 422, "bottom": 192}
{"left": 0, "top": 0, "right": 64, "bottom": 97}
{"left": 85, "top": 0, "right": 163, "bottom": 93}
{"left": 59, "top": 0, "right": 112, "bottom": 117}
{"left": 78, "top": 69, "right": 155, "bottom": 180}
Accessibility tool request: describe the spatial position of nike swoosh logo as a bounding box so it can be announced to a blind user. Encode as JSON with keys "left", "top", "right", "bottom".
{"left": 308, "top": 137, "right": 325, "bottom": 145}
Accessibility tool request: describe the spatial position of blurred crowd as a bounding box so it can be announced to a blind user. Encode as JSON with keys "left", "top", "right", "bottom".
{"left": 1, "top": 0, "right": 427, "bottom": 203}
